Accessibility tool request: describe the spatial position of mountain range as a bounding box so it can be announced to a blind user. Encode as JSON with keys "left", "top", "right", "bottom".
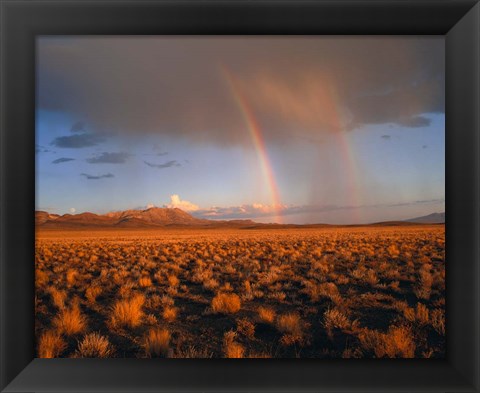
{"left": 35, "top": 207, "right": 446, "bottom": 229}
{"left": 35, "top": 207, "right": 255, "bottom": 228}
{"left": 405, "top": 212, "right": 445, "bottom": 224}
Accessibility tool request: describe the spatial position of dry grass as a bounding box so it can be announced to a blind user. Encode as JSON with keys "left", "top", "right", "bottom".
{"left": 236, "top": 318, "right": 255, "bottom": 340}
{"left": 48, "top": 287, "right": 67, "bottom": 310}
{"left": 143, "top": 328, "right": 170, "bottom": 357}
{"left": 138, "top": 276, "right": 152, "bottom": 288}
{"left": 359, "top": 325, "right": 416, "bottom": 358}
{"left": 52, "top": 303, "right": 87, "bottom": 336}
{"left": 257, "top": 306, "right": 276, "bottom": 324}
{"left": 323, "top": 308, "right": 354, "bottom": 335}
{"left": 109, "top": 294, "right": 145, "bottom": 329}
{"left": 75, "top": 332, "right": 114, "bottom": 358}
{"left": 35, "top": 225, "right": 445, "bottom": 358}
{"left": 223, "top": 331, "right": 245, "bottom": 358}
{"left": 276, "top": 313, "right": 302, "bottom": 335}
{"left": 37, "top": 330, "right": 66, "bottom": 358}
{"left": 211, "top": 293, "right": 241, "bottom": 314}
{"left": 162, "top": 306, "right": 178, "bottom": 322}
{"left": 85, "top": 286, "right": 102, "bottom": 304}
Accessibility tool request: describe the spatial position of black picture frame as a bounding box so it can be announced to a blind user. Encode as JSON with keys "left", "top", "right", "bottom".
{"left": 1, "top": 0, "right": 478, "bottom": 392}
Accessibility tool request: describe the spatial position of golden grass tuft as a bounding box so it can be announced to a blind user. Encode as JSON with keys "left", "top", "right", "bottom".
{"left": 110, "top": 293, "right": 145, "bottom": 329}
{"left": 168, "top": 275, "right": 180, "bottom": 288}
{"left": 236, "top": 318, "right": 255, "bottom": 340}
{"left": 359, "top": 325, "right": 416, "bottom": 358}
{"left": 48, "top": 287, "right": 67, "bottom": 310}
{"left": 85, "top": 285, "right": 102, "bottom": 304}
{"left": 211, "top": 293, "right": 241, "bottom": 314}
{"left": 257, "top": 306, "right": 276, "bottom": 324}
{"left": 37, "top": 330, "right": 66, "bottom": 358}
{"left": 138, "top": 276, "right": 152, "bottom": 288}
{"left": 223, "top": 331, "right": 245, "bottom": 358}
{"left": 430, "top": 308, "right": 445, "bottom": 335}
{"left": 323, "top": 308, "right": 353, "bottom": 333}
{"left": 162, "top": 306, "right": 178, "bottom": 322}
{"left": 415, "top": 303, "right": 430, "bottom": 325}
{"left": 75, "top": 332, "right": 114, "bottom": 358}
{"left": 66, "top": 268, "right": 77, "bottom": 286}
{"left": 52, "top": 303, "right": 87, "bottom": 336}
{"left": 276, "top": 312, "right": 302, "bottom": 335}
{"left": 35, "top": 269, "right": 49, "bottom": 288}
{"left": 143, "top": 328, "right": 170, "bottom": 357}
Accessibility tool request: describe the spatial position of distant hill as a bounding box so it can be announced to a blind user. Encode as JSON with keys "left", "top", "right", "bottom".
{"left": 405, "top": 212, "right": 445, "bottom": 224}
{"left": 36, "top": 207, "right": 446, "bottom": 229}
{"left": 37, "top": 207, "right": 206, "bottom": 228}
{"left": 35, "top": 211, "right": 60, "bottom": 225}
{"left": 35, "top": 207, "right": 257, "bottom": 228}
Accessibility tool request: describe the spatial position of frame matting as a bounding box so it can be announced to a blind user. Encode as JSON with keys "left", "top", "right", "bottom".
{"left": 1, "top": 1, "right": 479, "bottom": 392}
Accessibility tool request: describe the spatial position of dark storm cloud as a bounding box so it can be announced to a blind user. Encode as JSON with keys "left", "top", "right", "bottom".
{"left": 51, "top": 133, "right": 106, "bottom": 148}
{"left": 70, "top": 121, "right": 86, "bottom": 133}
{"left": 144, "top": 160, "right": 180, "bottom": 169}
{"left": 80, "top": 173, "right": 114, "bottom": 180}
{"left": 86, "top": 152, "right": 130, "bottom": 164}
{"left": 52, "top": 157, "right": 75, "bottom": 164}
{"left": 346, "top": 80, "right": 441, "bottom": 129}
{"left": 38, "top": 37, "right": 444, "bottom": 146}
{"left": 381, "top": 135, "right": 391, "bottom": 140}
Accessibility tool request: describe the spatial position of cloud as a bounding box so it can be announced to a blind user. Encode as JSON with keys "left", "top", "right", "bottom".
{"left": 397, "top": 116, "right": 431, "bottom": 128}
{"left": 192, "top": 199, "right": 446, "bottom": 221}
{"left": 70, "top": 121, "right": 85, "bottom": 133}
{"left": 36, "top": 144, "right": 52, "bottom": 154}
{"left": 152, "top": 144, "right": 168, "bottom": 156}
{"left": 38, "top": 37, "right": 444, "bottom": 147}
{"left": 87, "top": 152, "right": 130, "bottom": 164}
{"left": 80, "top": 173, "right": 114, "bottom": 180}
{"left": 381, "top": 135, "right": 391, "bottom": 140}
{"left": 144, "top": 160, "right": 180, "bottom": 169}
{"left": 165, "top": 194, "right": 199, "bottom": 212}
{"left": 51, "top": 133, "right": 106, "bottom": 148}
{"left": 52, "top": 157, "right": 75, "bottom": 164}
{"left": 193, "top": 204, "right": 333, "bottom": 220}
{"left": 389, "top": 198, "right": 444, "bottom": 207}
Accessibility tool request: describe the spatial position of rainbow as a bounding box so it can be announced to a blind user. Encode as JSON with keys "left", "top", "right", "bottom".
{"left": 221, "top": 66, "right": 362, "bottom": 225}
{"left": 220, "top": 65, "right": 283, "bottom": 224}
{"left": 334, "top": 130, "right": 362, "bottom": 223}
{"left": 320, "top": 77, "right": 362, "bottom": 223}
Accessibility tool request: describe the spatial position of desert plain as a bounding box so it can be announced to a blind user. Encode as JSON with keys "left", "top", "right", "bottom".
{"left": 35, "top": 223, "right": 445, "bottom": 359}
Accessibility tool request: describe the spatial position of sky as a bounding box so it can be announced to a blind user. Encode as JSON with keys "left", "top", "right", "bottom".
{"left": 36, "top": 36, "right": 445, "bottom": 224}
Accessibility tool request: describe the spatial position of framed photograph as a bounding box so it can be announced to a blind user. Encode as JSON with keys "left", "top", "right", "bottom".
{"left": 1, "top": 0, "right": 479, "bottom": 392}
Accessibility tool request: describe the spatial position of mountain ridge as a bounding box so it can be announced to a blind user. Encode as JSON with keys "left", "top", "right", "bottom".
{"left": 36, "top": 207, "right": 256, "bottom": 228}
{"left": 36, "top": 207, "right": 446, "bottom": 229}
{"left": 405, "top": 212, "right": 445, "bottom": 224}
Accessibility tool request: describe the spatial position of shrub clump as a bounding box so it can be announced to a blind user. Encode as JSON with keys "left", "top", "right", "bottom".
{"left": 37, "top": 330, "right": 66, "bottom": 358}
{"left": 211, "top": 293, "right": 241, "bottom": 314}
{"left": 143, "top": 328, "right": 170, "bottom": 357}
{"left": 75, "top": 332, "right": 114, "bottom": 358}
{"left": 110, "top": 294, "right": 145, "bottom": 329}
